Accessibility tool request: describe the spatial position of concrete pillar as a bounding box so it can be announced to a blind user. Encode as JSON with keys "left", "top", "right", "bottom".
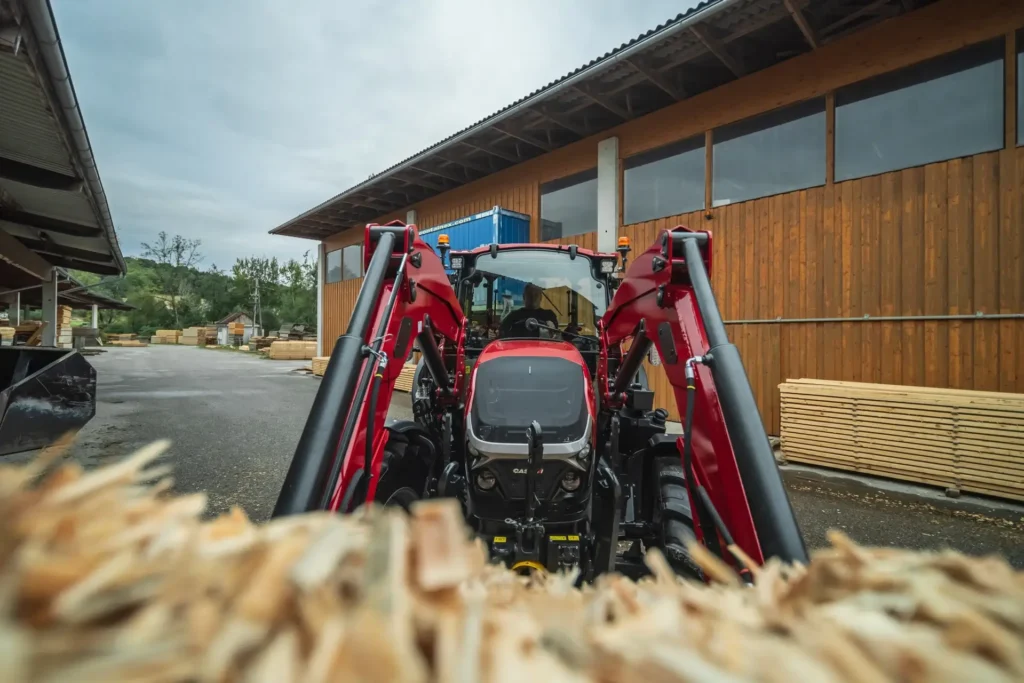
{"left": 12, "top": 292, "right": 19, "bottom": 326}
{"left": 316, "top": 242, "right": 325, "bottom": 357}
{"left": 596, "top": 136, "right": 620, "bottom": 254}
{"left": 41, "top": 269, "right": 58, "bottom": 347}
{"left": 406, "top": 209, "right": 418, "bottom": 226}
{"left": 91, "top": 304, "right": 98, "bottom": 329}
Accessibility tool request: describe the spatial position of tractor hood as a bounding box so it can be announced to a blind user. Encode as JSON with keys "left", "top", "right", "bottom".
{"left": 468, "top": 340, "right": 592, "bottom": 450}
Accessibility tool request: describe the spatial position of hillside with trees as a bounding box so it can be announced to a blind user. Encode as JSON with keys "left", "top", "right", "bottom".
{"left": 74, "top": 231, "right": 317, "bottom": 337}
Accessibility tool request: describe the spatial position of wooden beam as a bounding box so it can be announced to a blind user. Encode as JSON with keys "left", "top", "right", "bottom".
{"left": 624, "top": 57, "right": 687, "bottom": 101}
{"left": 825, "top": 92, "right": 835, "bottom": 185}
{"left": 0, "top": 228, "right": 54, "bottom": 281}
{"left": 572, "top": 84, "right": 631, "bottom": 120}
{"left": 459, "top": 141, "right": 518, "bottom": 163}
{"left": 0, "top": 157, "right": 82, "bottom": 191}
{"left": 532, "top": 106, "right": 588, "bottom": 137}
{"left": 704, "top": 130, "right": 713, "bottom": 211}
{"left": 15, "top": 236, "right": 114, "bottom": 264}
{"left": 435, "top": 153, "right": 493, "bottom": 175}
{"left": 822, "top": 0, "right": 892, "bottom": 37}
{"left": 690, "top": 24, "right": 746, "bottom": 78}
{"left": 42, "top": 254, "right": 120, "bottom": 275}
{"left": 411, "top": 163, "right": 467, "bottom": 183}
{"left": 783, "top": 0, "right": 820, "bottom": 49}
{"left": 491, "top": 124, "right": 553, "bottom": 152}
{"left": 0, "top": 207, "right": 103, "bottom": 237}
{"left": 393, "top": 173, "right": 448, "bottom": 193}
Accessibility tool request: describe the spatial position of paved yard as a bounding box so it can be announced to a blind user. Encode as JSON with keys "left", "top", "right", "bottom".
{"left": 28, "top": 345, "right": 1024, "bottom": 566}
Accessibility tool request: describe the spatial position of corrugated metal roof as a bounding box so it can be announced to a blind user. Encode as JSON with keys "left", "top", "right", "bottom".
{"left": 0, "top": 0, "right": 125, "bottom": 277}
{"left": 272, "top": 0, "right": 923, "bottom": 241}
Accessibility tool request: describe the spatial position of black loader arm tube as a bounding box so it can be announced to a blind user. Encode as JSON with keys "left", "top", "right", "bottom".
{"left": 612, "top": 319, "right": 652, "bottom": 395}
{"left": 273, "top": 231, "right": 397, "bottom": 518}
{"left": 680, "top": 236, "right": 808, "bottom": 564}
{"left": 416, "top": 315, "right": 452, "bottom": 397}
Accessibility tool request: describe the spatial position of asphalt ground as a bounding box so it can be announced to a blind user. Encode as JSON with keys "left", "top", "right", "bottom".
{"left": 29, "top": 345, "right": 1024, "bottom": 566}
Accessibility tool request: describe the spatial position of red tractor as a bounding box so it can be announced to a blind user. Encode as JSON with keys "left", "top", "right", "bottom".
{"left": 274, "top": 222, "right": 806, "bottom": 581}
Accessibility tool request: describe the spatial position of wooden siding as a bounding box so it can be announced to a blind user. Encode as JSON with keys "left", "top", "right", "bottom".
{"left": 614, "top": 148, "right": 1024, "bottom": 431}
{"left": 321, "top": 230, "right": 364, "bottom": 357}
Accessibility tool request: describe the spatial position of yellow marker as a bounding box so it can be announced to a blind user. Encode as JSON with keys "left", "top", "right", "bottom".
{"left": 511, "top": 560, "right": 546, "bottom": 573}
{"left": 492, "top": 536, "right": 507, "bottom": 543}
{"left": 549, "top": 535, "right": 567, "bottom": 541}
{"left": 567, "top": 535, "right": 580, "bottom": 541}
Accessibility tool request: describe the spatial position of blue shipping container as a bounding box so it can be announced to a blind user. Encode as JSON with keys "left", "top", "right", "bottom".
{"left": 419, "top": 206, "right": 531, "bottom": 311}
{"left": 419, "top": 206, "right": 530, "bottom": 258}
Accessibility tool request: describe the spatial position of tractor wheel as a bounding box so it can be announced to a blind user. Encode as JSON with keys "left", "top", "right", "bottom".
{"left": 372, "top": 422, "right": 436, "bottom": 510}
{"left": 650, "top": 455, "right": 703, "bottom": 580}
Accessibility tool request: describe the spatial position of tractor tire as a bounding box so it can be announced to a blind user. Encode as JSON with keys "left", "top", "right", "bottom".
{"left": 372, "top": 422, "right": 437, "bottom": 511}
{"left": 651, "top": 455, "right": 703, "bottom": 580}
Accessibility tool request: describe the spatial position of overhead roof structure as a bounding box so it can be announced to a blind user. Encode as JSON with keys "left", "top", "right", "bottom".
{"left": 4, "top": 268, "right": 133, "bottom": 311}
{"left": 272, "top": 0, "right": 930, "bottom": 241}
{"left": 0, "top": 0, "right": 126, "bottom": 283}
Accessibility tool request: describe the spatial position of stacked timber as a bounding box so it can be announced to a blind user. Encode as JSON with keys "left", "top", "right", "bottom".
{"left": 0, "top": 439, "right": 1022, "bottom": 682}
{"left": 311, "top": 355, "right": 329, "bottom": 376}
{"left": 151, "top": 329, "right": 181, "bottom": 344}
{"left": 267, "top": 340, "right": 317, "bottom": 360}
{"left": 247, "top": 336, "right": 274, "bottom": 351}
{"left": 780, "top": 379, "right": 1024, "bottom": 501}
{"left": 56, "top": 305, "right": 73, "bottom": 348}
{"left": 107, "top": 339, "right": 148, "bottom": 347}
{"left": 394, "top": 361, "right": 418, "bottom": 392}
{"left": 0, "top": 326, "right": 14, "bottom": 344}
{"left": 16, "top": 321, "right": 44, "bottom": 346}
{"left": 178, "top": 327, "right": 206, "bottom": 346}
{"left": 107, "top": 333, "right": 137, "bottom": 342}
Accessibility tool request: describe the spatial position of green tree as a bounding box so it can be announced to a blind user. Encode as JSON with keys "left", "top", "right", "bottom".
{"left": 140, "top": 232, "right": 202, "bottom": 327}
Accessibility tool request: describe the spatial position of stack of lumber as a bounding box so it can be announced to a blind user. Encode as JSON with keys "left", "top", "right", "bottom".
{"left": 247, "top": 336, "right": 275, "bottom": 351}
{"left": 780, "top": 379, "right": 1024, "bottom": 502}
{"left": 107, "top": 333, "right": 137, "bottom": 342}
{"left": 394, "top": 361, "right": 418, "bottom": 392}
{"left": 311, "top": 355, "right": 329, "bottom": 376}
{"left": 107, "top": 339, "right": 148, "bottom": 347}
{"left": 228, "top": 321, "right": 245, "bottom": 335}
{"left": 1, "top": 439, "right": 1022, "bottom": 682}
{"left": 56, "top": 305, "right": 73, "bottom": 348}
{"left": 268, "top": 340, "right": 317, "bottom": 360}
{"left": 151, "top": 329, "right": 181, "bottom": 344}
{"left": 16, "top": 321, "right": 44, "bottom": 346}
{"left": 178, "top": 327, "right": 206, "bottom": 346}
{"left": 0, "top": 325, "right": 14, "bottom": 344}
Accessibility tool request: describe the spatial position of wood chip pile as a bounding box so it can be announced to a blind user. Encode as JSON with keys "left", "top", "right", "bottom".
{"left": 151, "top": 330, "right": 182, "bottom": 345}
{"left": 1, "top": 440, "right": 1022, "bottom": 682}
{"left": 268, "top": 340, "right": 317, "bottom": 360}
{"left": 780, "top": 379, "right": 1024, "bottom": 502}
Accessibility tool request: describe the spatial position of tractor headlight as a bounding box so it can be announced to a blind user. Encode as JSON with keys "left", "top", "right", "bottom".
{"left": 575, "top": 442, "right": 592, "bottom": 468}
{"left": 450, "top": 255, "right": 464, "bottom": 270}
{"left": 476, "top": 470, "right": 497, "bottom": 491}
{"left": 561, "top": 470, "right": 582, "bottom": 492}
{"left": 600, "top": 258, "right": 616, "bottom": 274}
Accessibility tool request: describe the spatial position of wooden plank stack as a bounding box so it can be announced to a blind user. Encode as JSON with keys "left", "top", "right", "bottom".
{"left": 394, "top": 361, "right": 418, "bottom": 392}
{"left": 0, "top": 326, "right": 14, "bottom": 344}
{"left": 178, "top": 327, "right": 206, "bottom": 346}
{"left": 1, "top": 439, "right": 1021, "bottom": 682}
{"left": 107, "top": 339, "right": 148, "bottom": 347}
{"left": 56, "top": 305, "right": 73, "bottom": 348}
{"left": 151, "top": 329, "right": 181, "bottom": 344}
{"left": 780, "top": 379, "right": 1024, "bottom": 501}
{"left": 311, "top": 356, "right": 329, "bottom": 376}
{"left": 268, "top": 340, "right": 317, "bottom": 360}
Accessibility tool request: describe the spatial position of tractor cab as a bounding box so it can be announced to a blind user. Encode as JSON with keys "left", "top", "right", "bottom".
{"left": 442, "top": 241, "right": 621, "bottom": 377}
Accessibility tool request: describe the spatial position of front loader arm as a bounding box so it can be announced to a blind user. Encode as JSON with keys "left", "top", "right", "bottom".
{"left": 274, "top": 222, "right": 464, "bottom": 517}
{"left": 601, "top": 227, "right": 807, "bottom": 566}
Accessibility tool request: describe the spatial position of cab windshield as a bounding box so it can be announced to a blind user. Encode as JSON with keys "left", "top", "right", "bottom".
{"left": 460, "top": 249, "right": 608, "bottom": 339}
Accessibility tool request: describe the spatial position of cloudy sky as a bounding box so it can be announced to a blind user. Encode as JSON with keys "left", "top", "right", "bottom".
{"left": 53, "top": 1, "right": 694, "bottom": 270}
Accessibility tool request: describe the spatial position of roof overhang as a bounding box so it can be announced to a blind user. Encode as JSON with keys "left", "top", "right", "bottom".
{"left": 271, "top": 0, "right": 928, "bottom": 242}
{"left": 2, "top": 268, "right": 133, "bottom": 310}
{"left": 0, "top": 0, "right": 126, "bottom": 281}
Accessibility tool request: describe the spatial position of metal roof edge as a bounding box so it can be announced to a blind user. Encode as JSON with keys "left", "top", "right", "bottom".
{"left": 22, "top": 0, "right": 126, "bottom": 275}
{"left": 270, "top": 0, "right": 741, "bottom": 238}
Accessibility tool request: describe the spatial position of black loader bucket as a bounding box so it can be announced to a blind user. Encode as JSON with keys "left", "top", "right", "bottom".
{"left": 0, "top": 347, "right": 96, "bottom": 456}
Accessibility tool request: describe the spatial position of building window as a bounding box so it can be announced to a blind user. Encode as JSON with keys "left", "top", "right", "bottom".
{"left": 326, "top": 249, "right": 342, "bottom": 283}
{"left": 713, "top": 98, "right": 826, "bottom": 206}
{"left": 624, "top": 136, "right": 705, "bottom": 224}
{"left": 540, "top": 169, "right": 597, "bottom": 240}
{"left": 836, "top": 39, "right": 1004, "bottom": 182}
{"left": 1018, "top": 30, "right": 1023, "bottom": 146}
{"left": 341, "top": 244, "right": 362, "bottom": 280}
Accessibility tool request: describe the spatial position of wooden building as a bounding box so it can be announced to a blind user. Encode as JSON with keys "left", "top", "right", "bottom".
{"left": 272, "top": 0, "right": 1024, "bottom": 433}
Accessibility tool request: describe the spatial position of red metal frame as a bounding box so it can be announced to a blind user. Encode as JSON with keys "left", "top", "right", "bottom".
{"left": 328, "top": 221, "right": 466, "bottom": 510}
{"left": 600, "top": 226, "right": 763, "bottom": 564}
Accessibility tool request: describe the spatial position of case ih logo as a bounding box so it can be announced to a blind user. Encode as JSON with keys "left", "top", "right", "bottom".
{"left": 513, "top": 468, "right": 544, "bottom": 475}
